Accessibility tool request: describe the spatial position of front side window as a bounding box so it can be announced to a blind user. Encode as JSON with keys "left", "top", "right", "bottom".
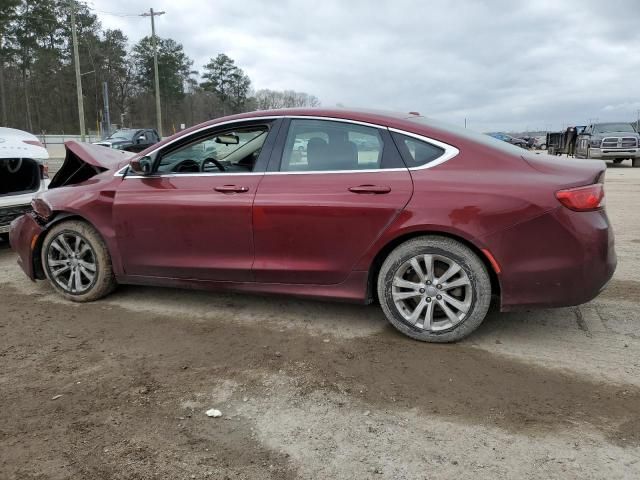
{"left": 156, "top": 126, "right": 269, "bottom": 174}
{"left": 280, "top": 119, "right": 384, "bottom": 172}
{"left": 392, "top": 132, "right": 445, "bottom": 168}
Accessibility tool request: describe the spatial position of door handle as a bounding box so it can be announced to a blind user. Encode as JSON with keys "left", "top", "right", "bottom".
{"left": 214, "top": 185, "right": 249, "bottom": 193}
{"left": 348, "top": 185, "right": 391, "bottom": 194}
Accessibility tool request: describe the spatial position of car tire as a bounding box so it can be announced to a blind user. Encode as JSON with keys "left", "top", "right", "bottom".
{"left": 377, "top": 236, "right": 491, "bottom": 343}
{"left": 633, "top": 158, "right": 640, "bottom": 168}
{"left": 41, "top": 220, "right": 116, "bottom": 302}
{"left": 613, "top": 159, "right": 623, "bottom": 164}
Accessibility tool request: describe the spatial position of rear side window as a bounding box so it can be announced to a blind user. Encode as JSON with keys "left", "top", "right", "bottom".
{"left": 392, "top": 132, "right": 444, "bottom": 168}
{"left": 280, "top": 119, "right": 384, "bottom": 172}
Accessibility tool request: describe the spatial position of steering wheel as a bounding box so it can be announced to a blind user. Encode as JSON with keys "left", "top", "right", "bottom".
{"left": 6, "top": 158, "right": 23, "bottom": 173}
{"left": 201, "top": 157, "right": 226, "bottom": 172}
{"left": 173, "top": 159, "right": 200, "bottom": 173}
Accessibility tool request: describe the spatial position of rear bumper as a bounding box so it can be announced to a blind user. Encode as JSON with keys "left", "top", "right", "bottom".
{"left": 485, "top": 206, "right": 616, "bottom": 311}
{"left": 9, "top": 213, "right": 45, "bottom": 281}
{"left": 589, "top": 148, "right": 640, "bottom": 159}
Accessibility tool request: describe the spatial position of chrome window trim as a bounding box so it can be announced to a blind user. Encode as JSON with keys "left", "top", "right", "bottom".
{"left": 116, "top": 115, "right": 459, "bottom": 178}
{"left": 387, "top": 127, "right": 459, "bottom": 170}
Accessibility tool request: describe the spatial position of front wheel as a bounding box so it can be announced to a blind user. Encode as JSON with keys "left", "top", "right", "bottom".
{"left": 633, "top": 157, "right": 640, "bottom": 168}
{"left": 377, "top": 236, "right": 492, "bottom": 342}
{"left": 41, "top": 220, "right": 116, "bottom": 302}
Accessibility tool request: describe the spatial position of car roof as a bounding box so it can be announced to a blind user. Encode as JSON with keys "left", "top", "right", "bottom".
{"left": 158, "top": 108, "right": 455, "bottom": 145}
{"left": 137, "top": 107, "right": 530, "bottom": 159}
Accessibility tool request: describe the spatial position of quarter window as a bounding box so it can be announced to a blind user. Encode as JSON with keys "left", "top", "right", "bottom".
{"left": 280, "top": 119, "right": 384, "bottom": 172}
{"left": 392, "top": 132, "right": 445, "bottom": 168}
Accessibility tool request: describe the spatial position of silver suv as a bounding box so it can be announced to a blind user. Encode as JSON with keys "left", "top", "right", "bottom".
{"left": 575, "top": 122, "right": 640, "bottom": 167}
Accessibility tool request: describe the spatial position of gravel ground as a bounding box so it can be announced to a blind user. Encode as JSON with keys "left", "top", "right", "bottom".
{"left": 1, "top": 160, "right": 639, "bottom": 479}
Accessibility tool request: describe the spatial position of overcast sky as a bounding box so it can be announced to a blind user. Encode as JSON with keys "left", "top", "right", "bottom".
{"left": 89, "top": 0, "right": 640, "bottom": 132}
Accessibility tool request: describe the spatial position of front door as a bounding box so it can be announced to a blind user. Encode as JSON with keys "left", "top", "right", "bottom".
{"left": 113, "top": 119, "right": 281, "bottom": 281}
{"left": 252, "top": 118, "right": 413, "bottom": 284}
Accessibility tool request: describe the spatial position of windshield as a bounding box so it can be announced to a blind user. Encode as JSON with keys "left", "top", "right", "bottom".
{"left": 107, "top": 129, "right": 136, "bottom": 140}
{"left": 594, "top": 123, "right": 635, "bottom": 134}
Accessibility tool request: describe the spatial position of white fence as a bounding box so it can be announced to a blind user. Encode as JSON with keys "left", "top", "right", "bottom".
{"left": 38, "top": 134, "right": 101, "bottom": 146}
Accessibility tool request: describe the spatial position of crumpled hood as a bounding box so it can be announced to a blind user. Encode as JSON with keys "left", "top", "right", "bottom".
{"left": 49, "top": 141, "right": 135, "bottom": 189}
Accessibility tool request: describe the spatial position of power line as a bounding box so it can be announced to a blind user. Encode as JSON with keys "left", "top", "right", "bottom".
{"left": 85, "top": 1, "right": 140, "bottom": 17}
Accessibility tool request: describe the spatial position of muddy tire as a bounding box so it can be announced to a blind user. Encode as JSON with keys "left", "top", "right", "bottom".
{"left": 41, "top": 220, "right": 116, "bottom": 302}
{"left": 377, "top": 236, "right": 491, "bottom": 343}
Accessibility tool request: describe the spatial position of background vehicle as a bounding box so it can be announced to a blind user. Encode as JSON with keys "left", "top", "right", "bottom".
{"left": 575, "top": 122, "right": 640, "bottom": 166}
{"left": 0, "top": 127, "right": 49, "bottom": 241}
{"left": 545, "top": 126, "right": 586, "bottom": 156}
{"left": 10, "top": 109, "right": 616, "bottom": 343}
{"left": 94, "top": 128, "right": 160, "bottom": 153}
{"left": 487, "top": 132, "right": 528, "bottom": 148}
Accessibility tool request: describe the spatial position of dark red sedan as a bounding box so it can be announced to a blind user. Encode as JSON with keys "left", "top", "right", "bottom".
{"left": 9, "top": 109, "right": 616, "bottom": 342}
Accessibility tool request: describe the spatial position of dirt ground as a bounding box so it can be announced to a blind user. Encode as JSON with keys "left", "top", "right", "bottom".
{"left": 1, "top": 160, "right": 639, "bottom": 479}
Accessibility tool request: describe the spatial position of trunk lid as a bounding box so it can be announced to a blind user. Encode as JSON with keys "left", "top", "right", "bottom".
{"left": 49, "top": 141, "right": 135, "bottom": 189}
{"left": 521, "top": 152, "right": 606, "bottom": 187}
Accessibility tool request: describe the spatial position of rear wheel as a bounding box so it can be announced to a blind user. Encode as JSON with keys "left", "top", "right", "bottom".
{"left": 377, "top": 236, "right": 491, "bottom": 343}
{"left": 41, "top": 220, "right": 116, "bottom": 302}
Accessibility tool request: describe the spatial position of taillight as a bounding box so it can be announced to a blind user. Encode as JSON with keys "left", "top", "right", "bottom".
{"left": 556, "top": 184, "right": 604, "bottom": 211}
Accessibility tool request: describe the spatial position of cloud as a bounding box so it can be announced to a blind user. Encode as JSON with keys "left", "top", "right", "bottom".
{"left": 90, "top": 0, "right": 640, "bottom": 131}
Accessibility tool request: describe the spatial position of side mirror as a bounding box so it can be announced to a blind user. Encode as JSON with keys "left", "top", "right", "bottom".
{"left": 128, "top": 156, "right": 153, "bottom": 175}
{"left": 137, "top": 135, "right": 146, "bottom": 143}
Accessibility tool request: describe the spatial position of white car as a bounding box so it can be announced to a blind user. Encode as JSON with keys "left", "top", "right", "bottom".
{"left": 0, "top": 127, "right": 49, "bottom": 240}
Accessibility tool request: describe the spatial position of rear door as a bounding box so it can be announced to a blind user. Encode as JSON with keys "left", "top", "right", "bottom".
{"left": 252, "top": 118, "right": 413, "bottom": 284}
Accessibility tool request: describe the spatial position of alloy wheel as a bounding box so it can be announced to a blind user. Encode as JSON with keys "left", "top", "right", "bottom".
{"left": 392, "top": 254, "right": 473, "bottom": 331}
{"left": 46, "top": 231, "right": 97, "bottom": 294}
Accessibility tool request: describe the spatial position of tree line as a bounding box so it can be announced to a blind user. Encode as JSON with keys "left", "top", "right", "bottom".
{"left": 0, "top": 0, "right": 320, "bottom": 135}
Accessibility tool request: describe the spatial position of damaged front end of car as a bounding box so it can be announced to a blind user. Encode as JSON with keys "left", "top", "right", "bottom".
{"left": 10, "top": 141, "right": 135, "bottom": 280}
{"left": 49, "top": 141, "right": 135, "bottom": 188}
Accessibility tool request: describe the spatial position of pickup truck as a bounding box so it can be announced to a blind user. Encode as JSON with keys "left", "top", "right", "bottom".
{"left": 93, "top": 128, "right": 160, "bottom": 153}
{"left": 575, "top": 122, "right": 640, "bottom": 167}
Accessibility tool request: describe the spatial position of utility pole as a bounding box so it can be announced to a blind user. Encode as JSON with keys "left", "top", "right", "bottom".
{"left": 141, "top": 8, "right": 165, "bottom": 137}
{"left": 69, "top": 0, "right": 86, "bottom": 141}
{"left": 102, "top": 81, "right": 111, "bottom": 138}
